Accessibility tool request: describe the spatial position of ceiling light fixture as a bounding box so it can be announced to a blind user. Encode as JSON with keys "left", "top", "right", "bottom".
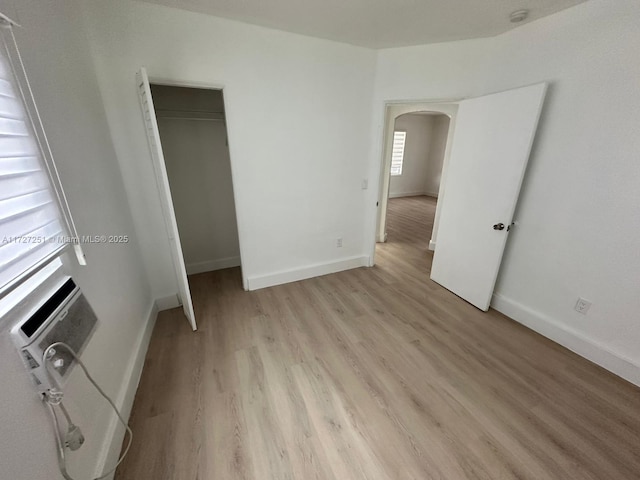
{"left": 510, "top": 10, "right": 529, "bottom": 23}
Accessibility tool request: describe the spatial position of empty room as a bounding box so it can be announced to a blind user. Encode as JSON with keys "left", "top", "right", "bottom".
{"left": 0, "top": 0, "right": 638, "bottom": 479}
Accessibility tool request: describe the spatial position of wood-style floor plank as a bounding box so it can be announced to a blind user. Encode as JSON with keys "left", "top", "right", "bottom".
{"left": 116, "top": 195, "right": 640, "bottom": 480}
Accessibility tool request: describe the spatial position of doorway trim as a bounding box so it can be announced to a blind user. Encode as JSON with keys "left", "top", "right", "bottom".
{"left": 370, "top": 100, "right": 460, "bottom": 265}
{"left": 147, "top": 74, "right": 249, "bottom": 291}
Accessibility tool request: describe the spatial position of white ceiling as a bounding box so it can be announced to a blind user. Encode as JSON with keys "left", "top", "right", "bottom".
{"left": 139, "top": 0, "right": 588, "bottom": 49}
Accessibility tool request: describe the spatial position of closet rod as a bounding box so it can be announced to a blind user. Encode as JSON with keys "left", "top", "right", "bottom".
{"left": 156, "top": 108, "right": 224, "bottom": 115}
{"left": 157, "top": 116, "right": 224, "bottom": 122}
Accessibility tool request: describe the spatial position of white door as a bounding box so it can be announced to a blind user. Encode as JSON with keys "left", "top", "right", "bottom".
{"left": 136, "top": 68, "right": 197, "bottom": 330}
{"left": 430, "top": 83, "right": 547, "bottom": 311}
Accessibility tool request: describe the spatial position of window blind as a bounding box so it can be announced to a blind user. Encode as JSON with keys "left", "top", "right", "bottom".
{"left": 390, "top": 131, "right": 406, "bottom": 176}
{"left": 0, "top": 20, "right": 70, "bottom": 294}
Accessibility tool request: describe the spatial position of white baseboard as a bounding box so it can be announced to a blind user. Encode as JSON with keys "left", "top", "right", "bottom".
{"left": 186, "top": 256, "right": 241, "bottom": 275}
{"left": 94, "top": 300, "right": 158, "bottom": 479}
{"left": 155, "top": 293, "right": 180, "bottom": 311}
{"left": 376, "top": 232, "right": 388, "bottom": 243}
{"left": 428, "top": 240, "right": 436, "bottom": 251}
{"left": 424, "top": 191, "right": 439, "bottom": 198}
{"left": 491, "top": 293, "right": 640, "bottom": 387}
{"left": 247, "top": 255, "right": 369, "bottom": 291}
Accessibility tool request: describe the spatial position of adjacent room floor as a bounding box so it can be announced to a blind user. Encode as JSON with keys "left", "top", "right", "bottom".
{"left": 116, "top": 195, "right": 640, "bottom": 479}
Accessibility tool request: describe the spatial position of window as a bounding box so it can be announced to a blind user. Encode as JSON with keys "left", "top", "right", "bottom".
{"left": 390, "top": 131, "right": 406, "bottom": 176}
{"left": 0, "top": 17, "right": 80, "bottom": 296}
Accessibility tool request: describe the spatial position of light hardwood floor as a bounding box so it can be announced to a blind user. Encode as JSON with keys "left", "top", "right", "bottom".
{"left": 116, "top": 195, "right": 640, "bottom": 480}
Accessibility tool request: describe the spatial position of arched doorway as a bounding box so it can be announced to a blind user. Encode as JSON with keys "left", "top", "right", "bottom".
{"left": 373, "top": 102, "right": 458, "bottom": 265}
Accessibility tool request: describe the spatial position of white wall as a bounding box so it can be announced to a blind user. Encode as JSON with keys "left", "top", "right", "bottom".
{"left": 82, "top": 0, "right": 377, "bottom": 292}
{"left": 0, "top": 0, "right": 152, "bottom": 478}
{"left": 425, "top": 115, "right": 450, "bottom": 197}
{"left": 369, "top": 0, "right": 640, "bottom": 385}
{"left": 389, "top": 114, "right": 434, "bottom": 197}
{"left": 154, "top": 87, "right": 241, "bottom": 274}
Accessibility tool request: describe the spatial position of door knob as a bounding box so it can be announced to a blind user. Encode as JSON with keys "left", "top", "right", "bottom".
{"left": 493, "top": 223, "right": 505, "bottom": 230}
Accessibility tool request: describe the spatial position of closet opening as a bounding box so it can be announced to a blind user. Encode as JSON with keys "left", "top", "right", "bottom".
{"left": 150, "top": 83, "right": 243, "bottom": 291}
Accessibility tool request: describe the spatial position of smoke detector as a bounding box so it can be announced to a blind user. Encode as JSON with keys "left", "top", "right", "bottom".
{"left": 510, "top": 10, "right": 529, "bottom": 23}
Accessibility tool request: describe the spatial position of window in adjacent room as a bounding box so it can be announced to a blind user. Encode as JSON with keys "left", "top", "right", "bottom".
{"left": 390, "top": 130, "right": 406, "bottom": 176}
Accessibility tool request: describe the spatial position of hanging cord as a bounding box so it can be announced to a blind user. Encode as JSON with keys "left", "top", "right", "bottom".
{"left": 42, "top": 342, "right": 133, "bottom": 480}
{"left": 46, "top": 402, "right": 74, "bottom": 480}
{"left": 58, "top": 401, "right": 75, "bottom": 427}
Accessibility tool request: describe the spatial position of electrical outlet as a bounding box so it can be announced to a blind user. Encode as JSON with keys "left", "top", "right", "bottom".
{"left": 336, "top": 237, "right": 343, "bottom": 248}
{"left": 574, "top": 297, "right": 592, "bottom": 315}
